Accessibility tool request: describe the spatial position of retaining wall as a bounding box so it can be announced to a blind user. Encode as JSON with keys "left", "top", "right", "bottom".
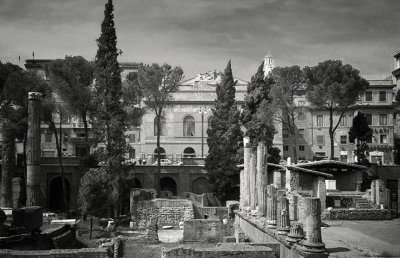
{"left": 325, "top": 209, "right": 391, "bottom": 220}
{"left": 0, "top": 248, "right": 109, "bottom": 258}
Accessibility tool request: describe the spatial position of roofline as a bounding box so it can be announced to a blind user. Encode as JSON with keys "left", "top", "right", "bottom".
{"left": 394, "top": 50, "right": 400, "bottom": 58}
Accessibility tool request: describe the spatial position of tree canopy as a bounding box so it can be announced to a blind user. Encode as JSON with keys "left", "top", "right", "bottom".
{"left": 349, "top": 112, "right": 372, "bottom": 165}
{"left": 304, "top": 60, "right": 369, "bottom": 159}
{"left": 126, "top": 63, "right": 183, "bottom": 195}
{"left": 241, "top": 62, "right": 275, "bottom": 150}
{"left": 206, "top": 61, "right": 243, "bottom": 203}
{"left": 270, "top": 65, "right": 303, "bottom": 163}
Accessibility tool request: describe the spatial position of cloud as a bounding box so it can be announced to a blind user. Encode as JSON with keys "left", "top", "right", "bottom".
{"left": 0, "top": 0, "right": 399, "bottom": 79}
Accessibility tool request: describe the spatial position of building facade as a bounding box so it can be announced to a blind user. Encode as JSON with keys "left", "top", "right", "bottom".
{"left": 280, "top": 76, "right": 396, "bottom": 164}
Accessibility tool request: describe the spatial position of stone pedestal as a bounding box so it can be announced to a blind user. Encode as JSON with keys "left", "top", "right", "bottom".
{"left": 277, "top": 197, "right": 290, "bottom": 235}
{"left": 266, "top": 185, "right": 277, "bottom": 228}
{"left": 286, "top": 223, "right": 304, "bottom": 243}
{"left": 26, "top": 92, "right": 42, "bottom": 207}
{"left": 302, "top": 197, "right": 326, "bottom": 253}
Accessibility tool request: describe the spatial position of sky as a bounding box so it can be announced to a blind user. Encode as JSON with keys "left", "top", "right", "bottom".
{"left": 0, "top": 0, "right": 399, "bottom": 81}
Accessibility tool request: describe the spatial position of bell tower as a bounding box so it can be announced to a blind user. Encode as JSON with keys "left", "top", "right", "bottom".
{"left": 263, "top": 54, "right": 275, "bottom": 78}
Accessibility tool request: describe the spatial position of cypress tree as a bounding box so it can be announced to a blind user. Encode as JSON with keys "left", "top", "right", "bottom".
{"left": 205, "top": 61, "right": 243, "bottom": 203}
{"left": 92, "top": 0, "right": 126, "bottom": 216}
{"left": 241, "top": 62, "right": 275, "bottom": 150}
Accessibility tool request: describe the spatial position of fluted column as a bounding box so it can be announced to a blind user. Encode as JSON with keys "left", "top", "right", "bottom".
{"left": 266, "top": 184, "right": 277, "bottom": 228}
{"left": 26, "top": 92, "right": 42, "bottom": 207}
{"left": 286, "top": 223, "right": 304, "bottom": 243}
{"left": 257, "top": 142, "right": 267, "bottom": 216}
{"left": 302, "top": 197, "right": 326, "bottom": 253}
{"left": 243, "top": 137, "right": 251, "bottom": 208}
{"left": 277, "top": 196, "right": 290, "bottom": 235}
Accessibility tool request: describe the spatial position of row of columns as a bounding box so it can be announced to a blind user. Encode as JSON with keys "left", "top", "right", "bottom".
{"left": 239, "top": 137, "right": 326, "bottom": 253}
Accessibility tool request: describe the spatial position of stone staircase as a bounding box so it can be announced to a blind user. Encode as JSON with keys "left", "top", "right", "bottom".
{"left": 355, "top": 196, "right": 374, "bottom": 209}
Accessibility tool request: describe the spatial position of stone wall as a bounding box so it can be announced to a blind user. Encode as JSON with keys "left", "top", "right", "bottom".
{"left": 161, "top": 244, "right": 278, "bottom": 258}
{"left": 183, "top": 219, "right": 233, "bottom": 243}
{"left": 0, "top": 248, "right": 109, "bottom": 258}
{"left": 325, "top": 209, "right": 391, "bottom": 220}
{"left": 193, "top": 206, "right": 228, "bottom": 220}
{"left": 134, "top": 199, "right": 194, "bottom": 229}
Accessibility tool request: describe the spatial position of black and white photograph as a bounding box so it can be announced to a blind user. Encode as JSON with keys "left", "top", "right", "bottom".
{"left": 0, "top": 0, "right": 399, "bottom": 257}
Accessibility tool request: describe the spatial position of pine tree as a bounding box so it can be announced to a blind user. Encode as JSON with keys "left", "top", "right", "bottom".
{"left": 241, "top": 62, "right": 275, "bottom": 150}
{"left": 205, "top": 61, "right": 243, "bottom": 203}
{"left": 92, "top": 0, "right": 126, "bottom": 216}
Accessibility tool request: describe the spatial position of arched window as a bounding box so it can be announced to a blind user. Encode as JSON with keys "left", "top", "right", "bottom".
{"left": 183, "top": 115, "right": 195, "bottom": 136}
{"left": 183, "top": 147, "right": 196, "bottom": 158}
{"left": 154, "top": 147, "right": 166, "bottom": 160}
{"left": 154, "top": 116, "right": 166, "bottom": 136}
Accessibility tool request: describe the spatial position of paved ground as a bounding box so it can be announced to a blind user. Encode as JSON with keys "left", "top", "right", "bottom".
{"left": 322, "top": 219, "right": 400, "bottom": 257}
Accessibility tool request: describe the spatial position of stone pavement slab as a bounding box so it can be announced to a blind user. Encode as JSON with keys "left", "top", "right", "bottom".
{"left": 322, "top": 220, "right": 400, "bottom": 257}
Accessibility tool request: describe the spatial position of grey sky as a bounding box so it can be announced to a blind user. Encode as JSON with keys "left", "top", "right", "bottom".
{"left": 0, "top": 0, "right": 399, "bottom": 80}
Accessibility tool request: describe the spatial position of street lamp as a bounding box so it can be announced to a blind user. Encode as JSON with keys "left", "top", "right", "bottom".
{"left": 199, "top": 107, "right": 207, "bottom": 158}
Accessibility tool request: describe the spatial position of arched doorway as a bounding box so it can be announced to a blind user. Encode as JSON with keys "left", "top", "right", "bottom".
{"left": 121, "top": 177, "right": 143, "bottom": 215}
{"left": 154, "top": 147, "right": 166, "bottom": 161}
{"left": 48, "top": 177, "right": 70, "bottom": 212}
{"left": 160, "top": 176, "right": 177, "bottom": 196}
{"left": 183, "top": 147, "right": 196, "bottom": 158}
{"left": 192, "top": 177, "right": 210, "bottom": 194}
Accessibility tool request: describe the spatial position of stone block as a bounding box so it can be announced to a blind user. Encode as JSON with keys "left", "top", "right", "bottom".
{"left": 223, "top": 236, "right": 236, "bottom": 243}
{"left": 12, "top": 206, "right": 42, "bottom": 231}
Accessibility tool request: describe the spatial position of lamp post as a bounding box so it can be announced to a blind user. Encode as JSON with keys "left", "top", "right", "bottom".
{"left": 199, "top": 107, "right": 207, "bottom": 158}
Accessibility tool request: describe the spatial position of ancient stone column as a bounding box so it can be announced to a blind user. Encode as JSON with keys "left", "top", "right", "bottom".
{"left": 289, "top": 194, "right": 298, "bottom": 221}
{"left": 286, "top": 223, "right": 304, "bottom": 243}
{"left": 257, "top": 142, "right": 267, "bottom": 216}
{"left": 266, "top": 185, "right": 277, "bottom": 228}
{"left": 243, "top": 137, "right": 251, "bottom": 208}
{"left": 239, "top": 167, "right": 244, "bottom": 210}
{"left": 26, "top": 92, "right": 42, "bottom": 207}
{"left": 277, "top": 196, "right": 290, "bottom": 235}
{"left": 398, "top": 179, "right": 400, "bottom": 213}
{"left": 273, "top": 170, "right": 282, "bottom": 189}
{"left": 316, "top": 177, "right": 326, "bottom": 210}
{"left": 376, "top": 179, "right": 384, "bottom": 206}
{"left": 371, "top": 180, "right": 376, "bottom": 205}
{"left": 302, "top": 197, "right": 326, "bottom": 253}
{"left": 250, "top": 152, "right": 257, "bottom": 210}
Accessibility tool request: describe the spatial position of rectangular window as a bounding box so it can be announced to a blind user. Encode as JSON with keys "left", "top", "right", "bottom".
{"left": 298, "top": 129, "right": 305, "bottom": 137}
{"left": 283, "top": 129, "right": 289, "bottom": 138}
{"left": 45, "top": 133, "right": 52, "bottom": 143}
{"left": 299, "top": 145, "right": 305, "bottom": 151}
{"left": 366, "top": 114, "right": 372, "bottom": 125}
{"left": 340, "top": 135, "right": 347, "bottom": 144}
{"left": 316, "top": 135, "right": 325, "bottom": 146}
{"left": 340, "top": 115, "right": 347, "bottom": 126}
{"left": 316, "top": 115, "right": 323, "bottom": 127}
{"left": 379, "top": 114, "right": 388, "bottom": 125}
{"left": 365, "top": 91, "right": 373, "bottom": 102}
{"left": 283, "top": 145, "right": 289, "bottom": 151}
{"left": 379, "top": 91, "right": 387, "bottom": 102}
{"left": 129, "top": 134, "right": 136, "bottom": 142}
{"left": 380, "top": 135, "right": 387, "bottom": 144}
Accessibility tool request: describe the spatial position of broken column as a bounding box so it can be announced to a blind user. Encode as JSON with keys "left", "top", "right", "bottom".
{"left": 243, "top": 137, "right": 251, "bottom": 209}
{"left": 398, "top": 179, "right": 400, "bottom": 213}
{"left": 256, "top": 142, "right": 267, "bottom": 216}
{"left": 266, "top": 185, "right": 277, "bottom": 229}
{"left": 277, "top": 196, "right": 290, "bottom": 235}
{"left": 376, "top": 179, "right": 384, "bottom": 206}
{"left": 302, "top": 197, "right": 326, "bottom": 253}
{"left": 26, "top": 92, "right": 42, "bottom": 207}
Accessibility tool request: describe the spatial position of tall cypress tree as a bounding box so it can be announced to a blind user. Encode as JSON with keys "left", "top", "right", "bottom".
{"left": 92, "top": 0, "right": 126, "bottom": 216}
{"left": 241, "top": 62, "right": 275, "bottom": 150}
{"left": 205, "top": 61, "right": 243, "bottom": 203}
